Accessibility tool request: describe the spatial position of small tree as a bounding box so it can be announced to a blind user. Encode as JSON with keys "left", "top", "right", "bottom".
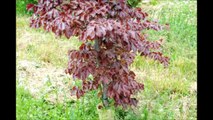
{"left": 27, "top": 0, "right": 169, "bottom": 108}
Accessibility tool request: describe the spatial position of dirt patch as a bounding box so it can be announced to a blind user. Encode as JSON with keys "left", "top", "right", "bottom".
{"left": 190, "top": 82, "right": 197, "bottom": 94}
{"left": 17, "top": 60, "right": 76, "bottom": 103}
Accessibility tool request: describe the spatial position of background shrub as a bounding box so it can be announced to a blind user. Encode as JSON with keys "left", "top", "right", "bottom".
{"left": 16, "top": 0, "right": 37, "bottom": 15}
{"left": 127, "top": 0, "right": 142, "bottom": 7}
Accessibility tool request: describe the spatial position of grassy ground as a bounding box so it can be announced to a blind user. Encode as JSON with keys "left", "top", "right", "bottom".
{"left": 16, "top": 1, "right": 197, "bottom": 120}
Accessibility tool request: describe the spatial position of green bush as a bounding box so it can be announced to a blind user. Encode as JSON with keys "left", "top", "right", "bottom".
{"left": 16, "top": 0, "right": 37, "bottom": 15}
{"left": 127, "top": 0, "right": 160, "bottom": 7}
{"left": 127, "top": 0, "right": 142, "bottom": 7}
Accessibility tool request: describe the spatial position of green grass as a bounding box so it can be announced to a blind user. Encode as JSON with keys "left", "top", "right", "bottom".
{"left": 16, "top": 1, "right": 197, "bottom": 120}
{"left": 16, "top": 86, "right": 101, "bottom": 119}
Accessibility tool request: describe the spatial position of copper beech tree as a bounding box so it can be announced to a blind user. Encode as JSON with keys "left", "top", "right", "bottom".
{"left": 27, "top": 0, "right": 169, "bottom": 108}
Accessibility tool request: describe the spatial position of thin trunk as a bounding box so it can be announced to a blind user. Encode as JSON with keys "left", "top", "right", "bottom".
{"left": 102, "top": 83, "right": 109, "bottom": 107}
{"left": 94, "top": 39, "right": 109, "bottom": 107}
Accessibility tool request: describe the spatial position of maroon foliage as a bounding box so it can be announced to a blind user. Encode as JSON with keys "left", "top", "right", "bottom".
{"left": 28, "top": 0, "right": 169, "bottom": 108}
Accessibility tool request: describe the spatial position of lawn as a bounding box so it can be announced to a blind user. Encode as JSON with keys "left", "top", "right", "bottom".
{"left": 16, "top": 1, "right": 197, "bottom": 120}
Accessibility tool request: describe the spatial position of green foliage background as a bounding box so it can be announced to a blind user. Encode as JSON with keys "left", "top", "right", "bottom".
{"left": 16, "top": 0, "right": 37, "bottom": 15}
{"left": 16, "top": 0, "right": 157, "bottom": 15}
